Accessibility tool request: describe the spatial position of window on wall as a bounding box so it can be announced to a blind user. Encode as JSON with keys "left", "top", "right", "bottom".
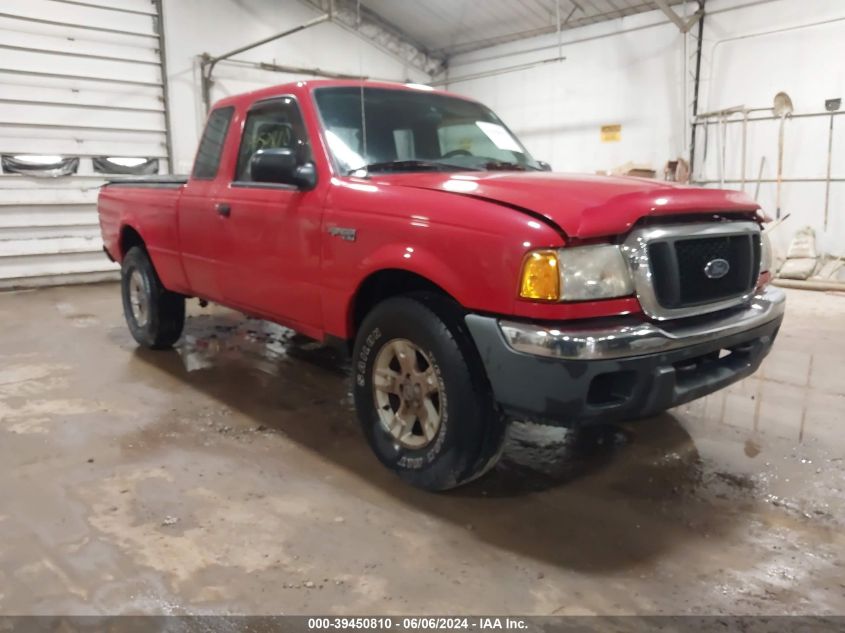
{"left": 235, "top": 97, "right": 312, "bottom": 182}
{"left": 1, "top": 155, "right": 79, "bottom": 177}
{"left": 93, "top": 157, "right": 159, "bottom": 175}
{"left": 192, "top": 106, "right": 234, "bottom": 180}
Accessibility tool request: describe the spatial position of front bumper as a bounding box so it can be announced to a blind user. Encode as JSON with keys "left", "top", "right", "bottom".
{"left": 465, "top": 287, "right": 785, "bottom": 426}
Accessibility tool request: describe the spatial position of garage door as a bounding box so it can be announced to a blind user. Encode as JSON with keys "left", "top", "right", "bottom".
{"left": 0, "top": 0, "right": 170, "bottom": 289}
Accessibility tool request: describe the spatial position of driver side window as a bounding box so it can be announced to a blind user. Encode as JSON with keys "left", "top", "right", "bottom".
{"left": 235, "top": 97, "right": 312, "bottom": 182}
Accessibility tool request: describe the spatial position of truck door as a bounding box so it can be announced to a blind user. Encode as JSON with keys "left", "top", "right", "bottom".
{"left": 214, "top": 96, "right": 324, "bottom": 334}
{"left": 178, "top": 106, "right": 235, "bottom": 302}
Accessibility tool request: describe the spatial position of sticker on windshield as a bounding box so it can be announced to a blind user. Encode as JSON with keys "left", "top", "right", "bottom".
{"left": 475, "top": 121, "right": 522, "bottom": 152}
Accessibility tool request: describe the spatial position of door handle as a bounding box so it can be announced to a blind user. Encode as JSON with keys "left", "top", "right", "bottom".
{"left": 215, "top": 202, "right": 231, "bottom": 217}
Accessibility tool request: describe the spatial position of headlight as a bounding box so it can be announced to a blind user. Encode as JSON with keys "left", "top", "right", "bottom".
{"left": 760, "top": 231, "right": 772, "bottom": 273}
{"left": 518, "top": 244, "right": 634, "bottom": 302}
{"left": 558, "top": 244, "right": 634, "bottom": 300}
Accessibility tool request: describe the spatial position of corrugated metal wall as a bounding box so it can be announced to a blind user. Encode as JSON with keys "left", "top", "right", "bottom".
{"left": 0, "top": 0, "right": 170, "bottom": 288}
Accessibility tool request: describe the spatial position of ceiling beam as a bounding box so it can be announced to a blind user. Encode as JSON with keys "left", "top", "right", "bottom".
{"left": 429, "top": 0, "right": 665, "bottom": 58}
{"left": 302, "top": 0, "right": 445, "bottom": 76}
{"left": 652, "top": 0, "right": 703, "bottom": 33}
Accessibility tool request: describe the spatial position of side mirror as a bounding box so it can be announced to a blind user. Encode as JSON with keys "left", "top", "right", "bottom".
{"left": 249, "top": 148, "right": 317, "bottom": 189}
{"left": 537, "top": 160, "right": 552, "bottom": 172}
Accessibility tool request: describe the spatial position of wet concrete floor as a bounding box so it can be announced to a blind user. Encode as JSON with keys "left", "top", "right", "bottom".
{"left": 0, "top": 283, "right": 843, "bottom": 615}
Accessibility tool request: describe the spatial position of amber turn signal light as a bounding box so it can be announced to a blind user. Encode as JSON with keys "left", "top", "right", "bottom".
{"left": 519, "top": 250, "right": 560, "bottom": 301}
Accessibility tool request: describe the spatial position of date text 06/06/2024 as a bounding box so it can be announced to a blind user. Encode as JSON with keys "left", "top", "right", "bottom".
{"left": 306, "top": 617, "right": 529, "bottom": 630}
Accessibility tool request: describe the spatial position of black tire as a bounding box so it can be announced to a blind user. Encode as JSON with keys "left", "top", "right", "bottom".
{"left": 352, "top": 294, "right": 507, "bottom": 491}
{"left": 120, "top": 246, "right": 185, "bottom": 349}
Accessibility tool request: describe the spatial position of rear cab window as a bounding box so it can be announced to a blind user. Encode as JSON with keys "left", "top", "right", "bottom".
{"left": 192, "top": 106, "right": 234, "bottom": 180}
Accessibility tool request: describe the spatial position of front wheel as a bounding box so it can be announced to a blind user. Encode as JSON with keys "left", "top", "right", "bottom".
{"left": 120, "top": 246, "right": 185, "bottom": 349}
{"left": 352, "top": 295, "right": 506, "bottom": 491}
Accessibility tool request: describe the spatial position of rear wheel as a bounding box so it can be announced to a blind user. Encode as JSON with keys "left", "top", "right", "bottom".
{"left": 120, "top": 246, "right": 185, "bottom": 349}
{"left": 352, "top": 294, "right": 506, "bottom": 491}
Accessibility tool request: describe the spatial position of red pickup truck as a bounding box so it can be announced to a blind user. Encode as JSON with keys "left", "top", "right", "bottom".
{"left": 99, "top": 79, "right": 784, "bottom": 490}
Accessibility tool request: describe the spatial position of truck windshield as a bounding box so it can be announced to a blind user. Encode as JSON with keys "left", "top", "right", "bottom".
{"left": 314, "top": 86, "right": 541, "bottom": 174}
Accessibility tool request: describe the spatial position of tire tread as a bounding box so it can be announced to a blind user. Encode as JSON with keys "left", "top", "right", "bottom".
{"left": 121, "top": 246, "right": 185, "bottom": 349}
{"left": 353, "top": 293, "right": 506, "bottom": 490}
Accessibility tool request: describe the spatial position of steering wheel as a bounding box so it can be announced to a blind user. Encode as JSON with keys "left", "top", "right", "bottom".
{"left": 442, "top": 149, "right": 473, "bottom": 158}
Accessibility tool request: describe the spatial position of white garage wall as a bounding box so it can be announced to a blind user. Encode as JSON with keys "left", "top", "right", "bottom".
{"left": 160, "top": 0, "right": 430, "bottom": 174}
{"left": 0, "top": 0, "right": 168, "bottom": 288}
{"left": 444, "top": 0, "right": 845, "bottom": 255}
{"left": 695, "top": 0, "right": 845, "bottom": 256}
{"left": 441, "top": 12, "right": 683, "bottom": 176}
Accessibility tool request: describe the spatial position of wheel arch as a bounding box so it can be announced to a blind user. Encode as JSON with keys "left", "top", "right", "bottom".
{"left": 119, "top": 224, "right": 146, "bottom": 259}
{"left": 348, "top": 268, "right": 463, "bottom": 341}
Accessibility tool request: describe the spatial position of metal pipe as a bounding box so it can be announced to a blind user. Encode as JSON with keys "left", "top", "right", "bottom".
{"left": 754, "top": 156, "right": 766, "bottom": 200}
{"left": 682, "top": 0, "right": 688, "bottom": 156}
{"left": 824, "top": 114, "right": 836, "bottom": 230}
{"left": 201, "top": 13, "right": 331, "bottom": 112}
{"left": 0, "top": 67, "right": 162, "bottom": 88}
{"left": 256, "top": 61, "right": 366, "bottom": 80}
{"left": 695, "top": 110, "right": 845, "bottom": 124}
{"left": 555, "top": 0, "right": 562, "bottom": 60}
{"left": 697, "top": 106, "right": 773, "bottom": 118}
{"left": 775, "top": 113, "right": 787, "bottom": 218}
{"left": 207, "top": 14, "right": 330, "bottom": 68}
{"left": 741, "top": 109, "right": 748, "bottom": 190}
{"left": 720, "top": 114, "right": 727, "bottom": 188}
{"left": 762, "top": 211, "right": 790, "bottom": 233}
{"left": 219, "top": 58, "right": 404, "bottom": 82}
{"left": 429, "top": 56, "right": 565, "bottom": 86}
{"left": 689, "top": 0, "right": 705, "bottom": 180}
{"left": 697, "top": 177, "right": 845, "bottom": 184}
{"left": 714, "top": 114, "right": 723, "bottom": 187}
{"left": 696, "top": 104, "right": 745, "bottom": 119}
{"left": 0, "top": 11, "right": 157, "bottom": 39}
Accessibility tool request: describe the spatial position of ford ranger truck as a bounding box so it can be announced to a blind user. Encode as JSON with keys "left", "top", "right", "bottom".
{"left": 98, "top": 80, "right": 785, "bottom": 491}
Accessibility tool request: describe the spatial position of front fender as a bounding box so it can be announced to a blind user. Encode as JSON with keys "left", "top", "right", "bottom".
{"left": 325, "top": 244, "right": 469, "bottom": 339}
{"left": 357, "top": 243, "right": 468, "bottom": 301}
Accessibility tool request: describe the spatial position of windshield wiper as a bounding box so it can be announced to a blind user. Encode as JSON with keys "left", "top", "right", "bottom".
{"left": 483, "top": 160, "right": 542, "bottom": 172}
{"left": 346, "top": 160, "right": 480, "bottom": 175}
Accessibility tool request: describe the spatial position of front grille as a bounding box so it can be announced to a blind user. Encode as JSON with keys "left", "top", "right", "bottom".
{"left": 648, "top": 233, "right": 760, "bottom": 309}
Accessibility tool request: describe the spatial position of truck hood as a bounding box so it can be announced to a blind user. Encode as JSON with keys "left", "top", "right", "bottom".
{"left": 371, "top": 171, "right": 759, "bottom": 239}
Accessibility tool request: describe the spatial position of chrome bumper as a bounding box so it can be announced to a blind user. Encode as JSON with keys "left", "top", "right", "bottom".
{"left": 500, "top": 286, "right": 786, "bottom": 361}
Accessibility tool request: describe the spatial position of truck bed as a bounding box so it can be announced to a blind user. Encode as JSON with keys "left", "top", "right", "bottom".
{"left": 98, "top": 176, "right": 188, "bottom": 294}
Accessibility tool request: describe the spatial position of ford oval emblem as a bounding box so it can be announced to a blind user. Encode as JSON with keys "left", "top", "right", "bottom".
{"left": 704, "top": 258, "right": 731, "bottom": 279}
